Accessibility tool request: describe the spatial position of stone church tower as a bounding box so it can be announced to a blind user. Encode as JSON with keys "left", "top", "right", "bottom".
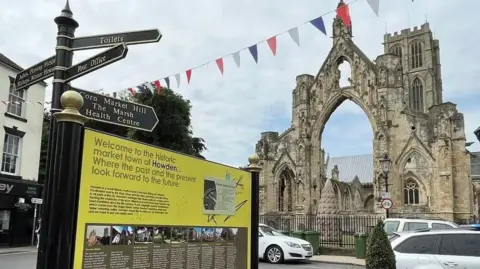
{"left": 255, "top": 1, "right": 474, "bottom": 222}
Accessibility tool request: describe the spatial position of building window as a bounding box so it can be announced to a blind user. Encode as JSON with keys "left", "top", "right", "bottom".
{"left": 391, "top": 45, "right": 402, "bottom": 59}
{"left": 410, "top": 41, "right": 423, "bottom": 69}
{"left": 404, "top": 179, "right": 420, "bottom": 205}
{"left": 410, "top": 78, "right": 424, "bottom": 112}
{"left": 1, "top": 134, "right": 21, "bottom": 175}
{"left": 7, "top": 80, "right": 25, "bottom": 117}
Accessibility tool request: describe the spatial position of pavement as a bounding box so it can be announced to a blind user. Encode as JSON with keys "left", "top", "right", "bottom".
{"left": 0, "top": 247, "right": 365, "bottom": 269}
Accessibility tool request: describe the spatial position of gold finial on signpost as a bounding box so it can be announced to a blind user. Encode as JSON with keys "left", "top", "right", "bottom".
{"left": 55, "top": 90, "right": 89, "bottom": 125}
{"left": 246, "top": 153, "right": 261, "bottom": 172}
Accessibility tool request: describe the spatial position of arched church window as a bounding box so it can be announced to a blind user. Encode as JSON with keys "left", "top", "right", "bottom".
{"left": 404, "top": 179, "right": 420, "bottom": 205}
{"left": 390, "top": 45, "right": 402, "bottom": 60}
{"left": 277, "top": 168, "right": 294, "bottom": 212}
{"left": 344, "top": 189, "right": 351, "bottom": 210}
{"left": 410, "top": 41, "right": 423, "bottom": 69}
{"left": 410, "top": 78, "right": 424, "bottom": 112}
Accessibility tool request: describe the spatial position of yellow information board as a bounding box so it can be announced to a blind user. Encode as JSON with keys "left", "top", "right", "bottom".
{"left": 73, "top": 129, "right": 252, "bottom": 269}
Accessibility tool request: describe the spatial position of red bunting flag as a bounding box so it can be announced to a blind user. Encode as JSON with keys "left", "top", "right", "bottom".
{"left": 216, "top": 58, "right": 224, "bottom": 75}
{"left": 186, "top": 69, "right": 192, "bottom": 84}
{"left": 154, "top": 80, "right": 162, "bottom": 93}
{"left": 336, "top": 2, "right": 351, "bottom": 28}
{"left": 267, "top": 36, "right": 277, "bottom": 56}
{"left": 128, "top": 88, "right": 135, "bottom": 96}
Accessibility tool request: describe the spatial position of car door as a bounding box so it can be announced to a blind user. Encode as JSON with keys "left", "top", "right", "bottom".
{"left": 258, "top": 231, "right": 266, "bottom": 258}
{"left": 434, "top": 233, "right": 480, "bottom": 268}
{"left": 393, "top": 234, "right": 442, "bottom": 269}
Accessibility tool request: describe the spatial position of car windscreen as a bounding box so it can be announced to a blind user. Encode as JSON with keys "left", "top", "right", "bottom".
{"left": 259, "top": 226, "right": 285, "bottom": 236}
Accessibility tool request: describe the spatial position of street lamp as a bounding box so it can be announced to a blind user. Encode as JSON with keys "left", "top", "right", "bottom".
{"left": 379, "top": 154, "right": 392, "bottom": 218}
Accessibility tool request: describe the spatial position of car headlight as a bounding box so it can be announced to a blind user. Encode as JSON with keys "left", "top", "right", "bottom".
{"left": 284, "top": 241, "right": 301, "bottom": 248}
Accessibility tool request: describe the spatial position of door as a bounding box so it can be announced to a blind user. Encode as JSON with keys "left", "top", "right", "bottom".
{"left": 393, "top": 234, "right": 441, "bottom": 269}
{"left": 434, "top": 233, "right": 480, "bottom": 268}
{"left": 0, "top": 209, "right": 11, "bottom": 246}
{"left": 258, "top": 232, "right": 265, "bottom": 258}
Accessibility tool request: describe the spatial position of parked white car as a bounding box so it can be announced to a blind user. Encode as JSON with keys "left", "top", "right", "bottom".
{"left": 258, "top": 224, "right": 313, "bottom": 264}
{"left": 384, "top": 218, "right": 458, "bottom": 236}
{"left": 389, "top": 229, "right": 480, "bottom": 268}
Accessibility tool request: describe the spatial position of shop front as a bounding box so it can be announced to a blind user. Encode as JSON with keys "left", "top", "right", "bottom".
{"left": 0, "top": 176, "right": 42, "bottom": 247}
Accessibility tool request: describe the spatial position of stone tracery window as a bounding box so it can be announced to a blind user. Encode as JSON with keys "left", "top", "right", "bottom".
{"left": 390, "top": 45, "right": 402, "bottom": 60}
{"left": 410, "top": 40, "right": 423, "bottom": 69}
{"left": 404, "top": 179, "right": 420, "bottom": 205}
{"left": 343, "top": 188, "right": 351, "bottom": 210}
{"left": 410, "top": 78, "right": 424, "bottom": 112}
{"left": 277, "top": 168, "right": 294, "bottom": 212}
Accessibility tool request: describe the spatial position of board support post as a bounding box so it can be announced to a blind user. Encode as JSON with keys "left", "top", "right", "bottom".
{"left": 40, "top": 90, "right": 88, "bottom": 269}
{"left": 244, "top": 153, "right": 262, "bottom": 269}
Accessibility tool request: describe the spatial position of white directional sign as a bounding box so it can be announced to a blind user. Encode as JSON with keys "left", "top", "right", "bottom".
{"left": 31, "top": 198, "right": 43, "bottom": 204}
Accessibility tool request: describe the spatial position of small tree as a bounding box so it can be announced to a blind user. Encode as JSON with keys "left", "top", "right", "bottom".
{"left": 365, "top": 220, "right": 396, "bottom": 269}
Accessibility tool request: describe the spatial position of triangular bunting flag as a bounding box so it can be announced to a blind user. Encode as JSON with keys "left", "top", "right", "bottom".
{"left": 232, "top": 52, "right": 241, "bottom": 68}
{"left": 138, "top": 84, "right": 148, "bottom": 94}
{"left": 175, "top": 74, "right": 181, "bottom": 88}
{"left": 186, "top": 69, "right": 192, "bottom": 84}
{"left": 216, "top": 58, "right": 224, "bottom": 75}
{"left": 128, "top": 88, "right": 135, "bottom": 96}
{"left": 288, "top": 28, "right": 300, "bottom": 47}
{"left": 164, "top": 77, "right": 170, "bottom": 89}
{"left": 367, "top": 0, "right": 379, "bottom": 16}
{"left": 144, "top": 82, "right": 156, "bottom": 93}
{"left": 267, "top": 36, "right": 277, "bottom": 56}
{"left": 336, "top": 3, "right": 351, "bottom": 28}
{"left": 153, "top": 80, "right": 161, "bottom": 94}
{"left": 248, "top": 44, "right": 258, "bottom": 63}
{"left": 310, "top": 16, "right": 327, "bottom": 35}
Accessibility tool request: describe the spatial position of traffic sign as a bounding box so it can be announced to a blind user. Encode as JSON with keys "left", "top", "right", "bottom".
{"left": 64, "top": 43, "right": 128, "bottom": 82}
{"left": 31, "top": 198, "right": 43, "bottom": 204}
{"left": 381, "top": 198, "right": 393, "bottom": 210}
{"left": 14, "top": 56, "right": 56, "bottom": 91}
{"left": 72, "top": 29, "right": 162, "bottom": 51}
{"left": 72, "top": 87, "right": 159, "bottom": 131}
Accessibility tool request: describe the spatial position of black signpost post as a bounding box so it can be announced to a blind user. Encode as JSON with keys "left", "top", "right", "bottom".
{"left": 72, "top": 87, "right": 159, "bottom": 131}
{"left": 29, "top": 1, "right": 161, "bottom": 269}
{"left": 245, "top": 154, "right": 261, "bottom": 269}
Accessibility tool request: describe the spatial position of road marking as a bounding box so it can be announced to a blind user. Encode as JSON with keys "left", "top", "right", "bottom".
{"left": 0, "top": 250, "right": 37, "bottom": 257}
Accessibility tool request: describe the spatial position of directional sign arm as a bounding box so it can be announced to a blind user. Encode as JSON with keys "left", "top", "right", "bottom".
{"left": 72, "top": 87, "right": 159, "bottom": 131}
{"left": 14, "top": 56, "right": 56, "bottom": 91}
{"left": 72, "top": 29, "right": 161, "bottom": 51}
{"left": 64, "top": 43, "right": 128, "bottom": 82}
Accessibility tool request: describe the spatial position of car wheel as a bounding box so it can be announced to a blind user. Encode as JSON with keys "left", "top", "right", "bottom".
{"left": 266, "top": 245, "right": 284, "bottom": 264}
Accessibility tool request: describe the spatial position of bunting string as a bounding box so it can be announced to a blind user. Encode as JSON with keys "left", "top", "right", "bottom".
{"left": 8, "top": 0, "right": 381, "bottom": 105}
{"left": 121, "top": 0, "right": 380, "bottom": 96}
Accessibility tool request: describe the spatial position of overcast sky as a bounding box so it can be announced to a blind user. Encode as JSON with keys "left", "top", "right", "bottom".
{"left": 0, "top": 0, "right": 478, "bottom": 167}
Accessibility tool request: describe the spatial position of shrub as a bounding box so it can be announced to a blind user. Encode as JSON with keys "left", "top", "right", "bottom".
{"left": 365, "top": 219, "right": 396, "bottom": 269}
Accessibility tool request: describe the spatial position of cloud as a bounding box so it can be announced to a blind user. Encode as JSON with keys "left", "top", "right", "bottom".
{"left": 0, "top": 0, "right": 479, "bottom": 168}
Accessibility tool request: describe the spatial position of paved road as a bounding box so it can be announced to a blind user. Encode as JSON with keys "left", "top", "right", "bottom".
{"left": 0, "top": 251, "right": 365, "bottom": 269}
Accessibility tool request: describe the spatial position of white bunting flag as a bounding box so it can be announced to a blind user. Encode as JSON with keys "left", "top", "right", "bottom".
{"left": 288, "top": 27, "right": 300, "bottom": 47}
{"left": 367, "top": 0, "right": 379, "bottom": 16}
{"left": 232, "top": 52, "right": 241, "bottom": 68}
{"left": 175, "top": 74, "right": 181, "bottom": 88}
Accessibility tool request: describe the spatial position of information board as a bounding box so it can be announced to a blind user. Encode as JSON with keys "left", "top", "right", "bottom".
{"left": 73, "top": 129, "right": 252, "bottom": 269}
